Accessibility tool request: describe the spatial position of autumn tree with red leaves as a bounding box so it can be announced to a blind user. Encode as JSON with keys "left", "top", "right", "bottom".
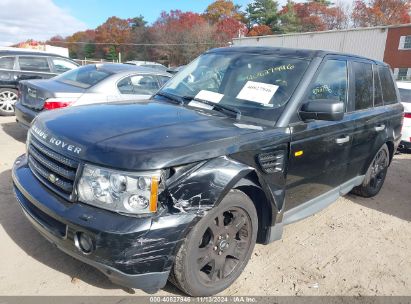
{"left": 352, "top": 0, "right": 411, "bottom": 27}
{"left": 247, "top": 25, "right": 273, "bottom": 36}
{"left": 150, "top": 10, "right": 217, "bottom": 66}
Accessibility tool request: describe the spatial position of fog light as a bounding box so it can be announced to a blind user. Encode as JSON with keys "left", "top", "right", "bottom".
{"left": 75, "top": 232, "right": 94, "bottom": 254}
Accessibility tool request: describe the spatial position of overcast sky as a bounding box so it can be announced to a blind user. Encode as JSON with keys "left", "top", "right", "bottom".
{"left": 0, "top": 0, "right": 353, "bottom": 46}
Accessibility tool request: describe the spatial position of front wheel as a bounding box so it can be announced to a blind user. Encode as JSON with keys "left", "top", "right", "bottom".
{"left": 351, "top": 144, "right": 390, "bottom": 197}
{"left": 0, "top": 88, "right": 18, "bottom": 116}
{"left": 170, "top": 190, "right": 258, "bottom": 296}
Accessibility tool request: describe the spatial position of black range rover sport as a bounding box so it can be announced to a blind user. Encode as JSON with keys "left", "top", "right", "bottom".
{"left": 12, "top": 47, "right": 403, "bottom": 296}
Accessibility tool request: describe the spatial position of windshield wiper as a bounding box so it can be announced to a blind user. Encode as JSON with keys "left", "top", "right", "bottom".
{"left": 183, "top": 96, "right": 241, "bottom": 120}
{"left": 155, "top": 92, "right": 184, "bottom": 105}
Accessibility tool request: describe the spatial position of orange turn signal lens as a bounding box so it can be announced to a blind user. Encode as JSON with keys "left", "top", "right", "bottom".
{"left": 294, "top": 150, "right": 304, "bottom": 157}
{"left": 149, "top": 176, "right": 159, "bottom": 212}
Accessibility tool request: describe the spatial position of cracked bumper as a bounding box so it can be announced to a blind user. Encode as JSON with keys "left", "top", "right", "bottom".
{"left": 12, "top": 154, "right": 196, "bottom": 292}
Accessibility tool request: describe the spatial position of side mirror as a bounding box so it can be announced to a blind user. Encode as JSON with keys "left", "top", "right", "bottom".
{"left": 299, "top": 99, "right": 344, "bottom": 121}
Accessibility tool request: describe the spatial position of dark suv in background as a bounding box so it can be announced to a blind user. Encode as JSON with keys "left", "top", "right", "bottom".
{"left": 0, "top": 50, "right": 78, "bottom": 116}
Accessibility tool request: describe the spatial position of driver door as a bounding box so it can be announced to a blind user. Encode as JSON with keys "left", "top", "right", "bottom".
{"left": 285, "top": 58, "right": 354, "bottom": 212}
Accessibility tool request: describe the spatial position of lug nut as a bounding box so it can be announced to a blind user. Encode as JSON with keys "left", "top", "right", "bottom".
{"left": 218, "top": 235, "right": 222, "bottom": 240}
{"left": 214, "top": 246, "right": 218, "bottom": 251}
{"left": 218, "top": 251, "right": 222, "bottom": 255}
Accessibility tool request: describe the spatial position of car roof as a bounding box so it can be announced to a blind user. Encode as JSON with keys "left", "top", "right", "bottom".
{"left": 0, "top": 49, "right": 71, "bottom": 59}
{"left": 397, "top": 81, "right": 411, "bottom": 90}
{"left": 125, "top": 60, "right": 165, "bottom": 66}
{"left": 208, "top": 46, "right": 388, "bottom": 66}
{"left": 93, "top": 63, "right": 171, "bottom": 76}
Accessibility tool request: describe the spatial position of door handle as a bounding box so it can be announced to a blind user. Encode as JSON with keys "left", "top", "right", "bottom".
{"left": 336, "top": 135, "right": 350, "bottom": 144}
{"left": 375, "top": 124, "right": 385, "bottom": 132}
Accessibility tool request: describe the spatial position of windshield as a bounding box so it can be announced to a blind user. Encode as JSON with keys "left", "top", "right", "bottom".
{"left": 55, "top": 65, "right": 112, "bottom": 89}
{"left": 159, "top": 52, "right": 310, "bottom": 122}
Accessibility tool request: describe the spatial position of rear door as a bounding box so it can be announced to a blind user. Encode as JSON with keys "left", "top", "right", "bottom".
{"left": 285, "top": 57, "right": 353, "bottom": 212}
{"left": 345, "top": 62, "right": 398, "bottom": 179}
{"left": 16, "top": 55, "right": 56, "bottom": 81}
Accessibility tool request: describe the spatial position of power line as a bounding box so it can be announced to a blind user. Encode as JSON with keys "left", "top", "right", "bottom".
{"left": 50, "top": 41, "right": 228, "bottom": 46}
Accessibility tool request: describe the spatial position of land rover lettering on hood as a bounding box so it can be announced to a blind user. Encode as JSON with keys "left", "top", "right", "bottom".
{"left": 12, "top": 47, "right": 403, "bottom": 296}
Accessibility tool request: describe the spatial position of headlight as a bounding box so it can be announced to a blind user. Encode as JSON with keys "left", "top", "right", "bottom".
{"left": 26, "top": 130, "right": 31, "bottom": 155}
{"left": 77, "top": 164, "right": 162, "bottom": 215}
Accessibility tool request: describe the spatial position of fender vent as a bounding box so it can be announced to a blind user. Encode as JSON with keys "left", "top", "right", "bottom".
{"left": 257, "top": 151, "right": 285, "bottom": 174}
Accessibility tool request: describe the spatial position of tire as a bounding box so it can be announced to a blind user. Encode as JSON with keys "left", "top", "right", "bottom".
{"left": 351, "top": 144, "right": 390, "bottom": 198}
{"left": 170, "top": 190, "right": 258, "bottom": 296}
{"left": 0, "top": 88, "right": 18, "bottom": 116}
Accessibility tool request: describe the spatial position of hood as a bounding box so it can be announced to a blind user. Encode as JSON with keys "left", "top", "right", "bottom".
{"left": 31, "top": 101, "right": 273, "bottom": 170}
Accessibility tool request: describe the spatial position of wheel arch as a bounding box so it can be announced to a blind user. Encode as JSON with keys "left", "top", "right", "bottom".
{"left": 166, "top": 157, "right": 279, "bottom": 244}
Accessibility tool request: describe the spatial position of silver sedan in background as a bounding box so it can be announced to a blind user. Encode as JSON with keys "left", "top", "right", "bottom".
{"left": 14, "top": 63, "right": 171, "bottom": 128}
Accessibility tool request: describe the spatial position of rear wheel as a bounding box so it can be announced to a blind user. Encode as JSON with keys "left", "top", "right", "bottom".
{"left": 0, "top": 88, "right": 18, "bottom": 116}
{"left": 170, "top": 190, "right": 258, "bottom": 296}
{"left": 351, "top": 144, "right": 390, "bottom": 197}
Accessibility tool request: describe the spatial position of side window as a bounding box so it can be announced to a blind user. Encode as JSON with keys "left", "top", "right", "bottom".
{"left": 117, "top": 77, "right": 134, "bottom": 94}
{"left": 157, "top": 75, "right": 170, "bottom": 86}
{"left": 0, "top": 56, "right": 15, "bottom": 69}
{"left": 308, "top": 60, "right": 347, "bottom": 103}
{"left": 51, "top": 58, "right": 78, "bottom": 73}
{"left": 130, "top": 75, "right": 160, "bottom": 95}
{"left": 379, "top": 66, "right": 398, "bottom": 105}
{"left": 352, "top": 61, "right": 373, "bottom": 110}
{"left": 18, "top": 56, "right": 50, "bottom": 72}
{"left": 373, "top": 65, "right": 383, "bottom": 107}
{"left": 117, "top": 75, "right": 160, "bottom": 95}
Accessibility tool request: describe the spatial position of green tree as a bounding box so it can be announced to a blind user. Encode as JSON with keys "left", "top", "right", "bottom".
{"left": 106, "top": 45, "right": 118, "bottom": 61}
{"left": 84, "top": 43, "right": 95, "bottom": 58}
{"left": 279, "top": 1, "right": 301, "bottom": 33}
{"left": 245, "top": 0, "right": 280, "bottom": 32}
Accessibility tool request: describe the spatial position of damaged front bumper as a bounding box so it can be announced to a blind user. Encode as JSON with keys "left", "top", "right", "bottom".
{"left": 12, "top": 154, "right": 196, "bottom": 293}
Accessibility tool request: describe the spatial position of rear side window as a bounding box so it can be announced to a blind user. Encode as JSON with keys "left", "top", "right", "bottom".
{"left": 118, "top": 74, "right": 160, "bottom": 95}
{"left": 379, "top": 66, "right": 397, "bottom": 104}
{"left": 0, "top": 56, "right": 15, "bottom": 69}
{"left": 399, "top": 88, "right": 411, "bottom": 103}
{"left": 55, "top": 65, "right": 112, "bottom": 88}
{"left": 18, "top": 56, "right": 50, "bottom": 72}
{"left": 51, "top": 58, "right": 78, "bottom": 73}
{"left": 373, "top": 65, "right": 383, "bottom": 107}
{"left": 308, "top": 59, "right": 348, "bottom": 102}
{"left": 352, "top": 62, "right": 373, "bottom": 110}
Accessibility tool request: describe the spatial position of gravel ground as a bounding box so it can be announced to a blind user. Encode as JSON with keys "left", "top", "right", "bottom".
{"left": 0, "top": 116, "right": 410, "bottom": 296}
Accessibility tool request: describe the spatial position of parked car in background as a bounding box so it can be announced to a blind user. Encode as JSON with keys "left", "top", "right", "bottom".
{"left": 397, "top": 81, "right": 411, "bottom": 151}
{"left": 15, "top": 63, "right": 171, "bottom": 128}
{"left": 0, "top": 50, "right": 79, "bottom": 116}
{"left": 124, "top": 60, "right": 167, "bottom": 72}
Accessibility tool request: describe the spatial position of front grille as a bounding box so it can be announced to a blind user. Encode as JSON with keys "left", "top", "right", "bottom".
{"left": 28, "top": 134, "right": 79, "bottom": 200}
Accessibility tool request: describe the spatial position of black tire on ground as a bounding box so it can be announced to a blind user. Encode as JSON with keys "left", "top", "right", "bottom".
{"left": 0, "top": 88, "right": 18, "bottom": 116}
{"left": 170, "top": 190, "right": 258, "bottom": 296}
{"left": 351, "top": 144, "right": 390, "bottom": 198}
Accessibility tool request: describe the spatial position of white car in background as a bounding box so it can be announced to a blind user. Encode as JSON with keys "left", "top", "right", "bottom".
{"left": 397, "top": 81, "right": 411, "bottom": 151}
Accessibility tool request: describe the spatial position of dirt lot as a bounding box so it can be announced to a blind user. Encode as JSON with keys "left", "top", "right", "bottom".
{"left": 0, "top": 115, "right": 410, "bottom": 296}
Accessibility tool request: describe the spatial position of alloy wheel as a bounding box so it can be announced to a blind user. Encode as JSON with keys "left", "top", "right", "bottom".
{"left": 0, "top": 90, "right": 18, "bottom": 113}
{"left": 195, "top": 207, "right": 252, "bottom": 284}
{"left": 369, "top": 149, "right": 389, "bottom": 190}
